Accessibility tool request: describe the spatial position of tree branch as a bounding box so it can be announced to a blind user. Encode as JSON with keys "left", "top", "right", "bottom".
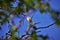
{"left": 34, "top": 22, "right": 40, "bottom": 25}
{"left": 37, "top": 22, "right": 55, "bottom": 29}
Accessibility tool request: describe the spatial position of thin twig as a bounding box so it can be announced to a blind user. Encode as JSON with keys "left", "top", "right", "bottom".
{"left": 34, "top": 22, "right": 40, "bottom": 25}
{"left": 37, "top": 22, "right": 55, "bottom": 29}
{"left": 11, "top": 19, "right": 15, "bottom": 26}
{"left": 18, "top": 17, "right": 25, "bottom": 28}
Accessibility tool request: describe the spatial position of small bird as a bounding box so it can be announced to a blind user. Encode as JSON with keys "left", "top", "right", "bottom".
{"left": 26, "top": 16, "right": 32, "bottom": 23}
{"left": 26, "top": 16, "right": 34, "bottom": 34}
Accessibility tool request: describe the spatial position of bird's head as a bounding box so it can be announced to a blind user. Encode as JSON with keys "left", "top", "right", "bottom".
{"left": 26, "top": 16, "right": 32, "bottom": 23}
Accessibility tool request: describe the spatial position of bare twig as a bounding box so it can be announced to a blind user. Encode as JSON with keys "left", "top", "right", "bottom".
{"left": 21, "top": 22, "right": 55, "bottom": 40}
{"left": 18, "top": 17, "right": 25, "bottom": 28}
{"left": 37, "top": 22, "right": 55, "bottom": 29}
{"left": 34, "top": 22, "right": 40, "bottom": 25}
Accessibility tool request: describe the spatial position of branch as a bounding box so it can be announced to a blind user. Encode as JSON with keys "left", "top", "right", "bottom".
{"left": 33, "top": 22, "right": 55, "bottom": 33}
{"left": 18, "top": 17, "right": 25, "bottom": 28}
{"left": 31, "top": 13, "right": 36, "bottom": 19}
{"left": 34, "top": 22, "right": 40, "bottom": 25}
{"left": 37, "top": 22, "right": 55, "bottom": 29}
{"left": 21, "top": 34, "right": 30, "bottom": 40}
{"left": 21, "top": 22, "right": 55, "bottom": 40}
{"left": 10, "top": 14, "right": 15, "bottom": 26}
{"left": 11, "top": 19, "right": 15, "bottom": 26}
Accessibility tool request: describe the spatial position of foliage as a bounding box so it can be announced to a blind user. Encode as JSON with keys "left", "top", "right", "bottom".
{"left": 0, "top": 0, "right": 60, "bottom": 40}
{"left": 0, "top": 0, "right": 60, "bottom": 25}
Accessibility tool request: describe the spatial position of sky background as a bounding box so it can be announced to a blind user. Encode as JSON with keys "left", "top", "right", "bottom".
{"left": 0, "top": 0, "right": 60, "bottom": 40}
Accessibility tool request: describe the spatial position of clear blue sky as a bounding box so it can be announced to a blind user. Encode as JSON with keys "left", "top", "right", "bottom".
{"left": 0, "top": 0, "right": 60, "bottom": 40}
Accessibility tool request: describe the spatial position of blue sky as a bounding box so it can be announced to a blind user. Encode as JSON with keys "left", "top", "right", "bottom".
{"left": 0, "top": 0, "right": 60, "bottom": 40}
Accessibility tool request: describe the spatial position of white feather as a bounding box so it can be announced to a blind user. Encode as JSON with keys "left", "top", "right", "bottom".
{"left": 26, "top": 16, "right": 31, "bottom": 22}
